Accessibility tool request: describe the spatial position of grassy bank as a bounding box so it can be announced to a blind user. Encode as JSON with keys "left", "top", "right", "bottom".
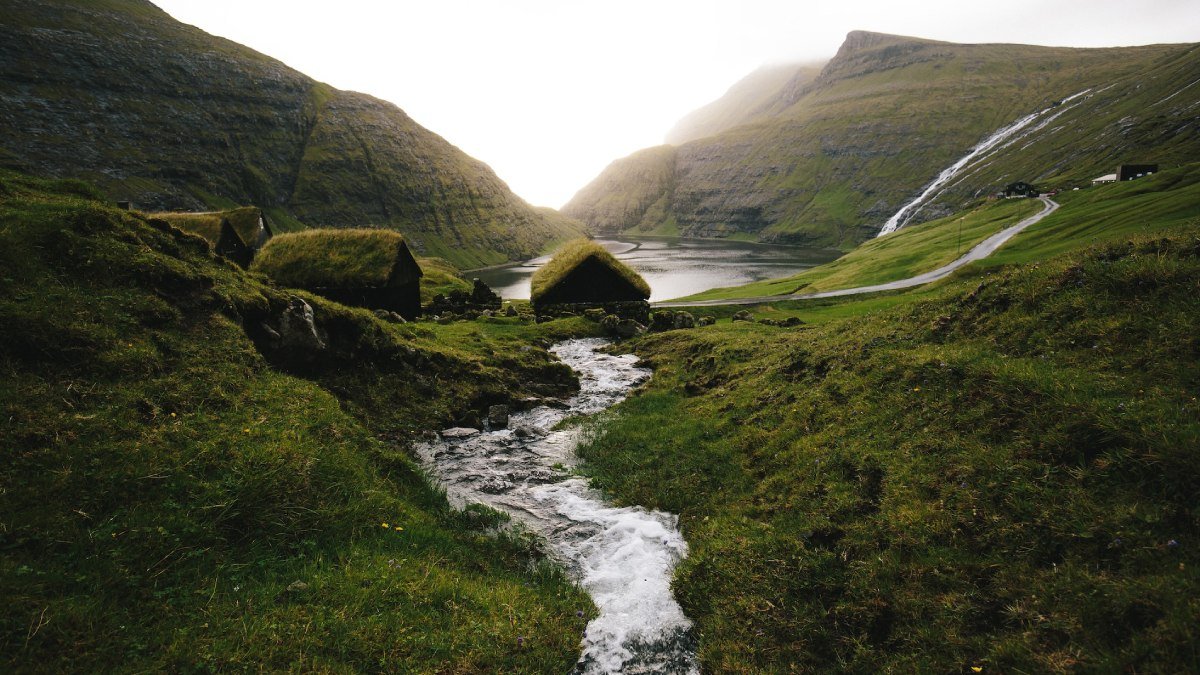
{"left": 579, "top": 230, "right": 1200, "bottom": 671}
{"left": 0, "top": 171, "right": 599, "bottom": 671}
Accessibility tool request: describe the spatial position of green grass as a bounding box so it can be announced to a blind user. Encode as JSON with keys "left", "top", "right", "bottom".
{"left": 684, "top": 198, "right": 1042, "bottom": 300}
{"left": 579, "top": 229, "right": 1200, "bottom": 672}
{"left": 676, "top": 162, "right": 1200, "bottom": 304}
{"left": 0, "top": 172, "right": 600, "bottom": 671}
{"left": 417, "top": 256, "right": 472, "bottom": 304}
{"left": 981, "top": 163, "right": 1200, "bottom": 267}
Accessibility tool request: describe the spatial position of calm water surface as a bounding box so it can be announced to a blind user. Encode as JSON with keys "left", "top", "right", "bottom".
{"left": 473, "top": 238, "right": 841, "bottom": 302}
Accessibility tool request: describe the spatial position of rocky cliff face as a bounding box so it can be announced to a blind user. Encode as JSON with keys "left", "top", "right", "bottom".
{"left": 0, "top": 0, "right": 582, "bottom": 267}
{"left": 565, "top": 31, "right": 1200, "bottom": 248}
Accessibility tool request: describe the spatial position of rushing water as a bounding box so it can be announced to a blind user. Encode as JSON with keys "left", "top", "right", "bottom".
{"left": 474, "top": 237, "right": 839, "bottom": 302}
{"left": 415, "top": 339, "right": 698, "bottom": 674}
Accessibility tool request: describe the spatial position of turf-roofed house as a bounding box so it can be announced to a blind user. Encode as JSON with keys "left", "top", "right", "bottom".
{"left": 151, "top": 207, "right": 273, "bottom": 268}
{"left": 531, "top": 239, "right": 651, "bottom": 320}
{"left": 251, "top": 228, "right": 424, "bottom": 319}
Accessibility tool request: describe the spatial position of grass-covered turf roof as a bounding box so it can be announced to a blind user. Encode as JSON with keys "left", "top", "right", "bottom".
{"left": 150, "top": 206, "right": 264, "bottom": 245}
{"left": 530, "top": 239, "right": 650, "bottom": 302}
{"left": 250, "top": 228, "right": 421, "bottom": 289}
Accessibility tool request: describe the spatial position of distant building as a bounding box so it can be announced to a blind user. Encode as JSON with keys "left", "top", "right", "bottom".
{"left": 1004, "top": 181, "right": 1038, "bottom": 198}
{"left": 1117, "top": 164, "right": 1158, "bottom": 181}
{"left": 1092, "top": 173, "right": 1118, "bottom": 185}
{"left": 251, "top": 228, "right": 424, "bottom": 319}
{"left": 152, "top": 207, "right": 273, "bottom": 268}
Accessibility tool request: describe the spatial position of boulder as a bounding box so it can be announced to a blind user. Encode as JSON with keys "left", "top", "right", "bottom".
{"left": 672, "top": 311, "right": 696, "bottom": 329}
{"left": 649, "top": 310, "right": 675, "bottom": 332}
{"left": 487, "top": 404, "right": 510, "bottom": 429}
{"left": 698, "top": 315, "right": 716, "bottom": 326}
{"left": 277, "top": 296, "right": 326, "bottom": 351}
{"left": 732, "top": 310, "right": 753, "bottom": 322}
{"left": 470, "top": 278, "right": 502, "bottom": 309}
{"left": 441, "top": 427, "right": 480, "bottom": 439}
{"left": 614, "top": 319, "right": 645, "bottom": 338}
{"left": 602, "top": 313, "right": 645, "bottom": 338}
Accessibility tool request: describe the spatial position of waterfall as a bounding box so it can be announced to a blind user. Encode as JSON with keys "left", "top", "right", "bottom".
{"left": 877, "top": 89, "right": 1091, "bottom": 237}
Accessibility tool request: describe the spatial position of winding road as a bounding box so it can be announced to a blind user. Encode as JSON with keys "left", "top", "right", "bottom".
{"left": 654, "top": 196, "right": 1059, "bottom": 308}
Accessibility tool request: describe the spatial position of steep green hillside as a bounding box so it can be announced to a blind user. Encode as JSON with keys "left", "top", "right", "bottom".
{"left": 565, "top": 31, "right": 1199, "bottom": 248}
{"left": 560, "top": 145, "right": 678, "bottom": 236}
{"left": 579, "top": 229, "right": 1200, "bottom": 672}
{"left": 0, "top": 0, "right": 583, "bottom": 268}
{"left": 0, "top": 171, "right": 599, "bottom": 671}
{"left": 664, "top": 63, "right": 822, "bottom": 144}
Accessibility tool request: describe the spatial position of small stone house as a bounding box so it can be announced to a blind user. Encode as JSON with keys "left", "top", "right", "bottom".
{"left": 250, "top": 228, "right": 424, "bottom": 319}
{"left": 530, "top": 239, "right": 651, "bottom": 318}
{"left": 153, "top": 206, "right": 273, "bottom": 268}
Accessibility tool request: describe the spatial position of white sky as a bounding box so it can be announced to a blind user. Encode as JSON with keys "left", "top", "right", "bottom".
{"left": 152, "top": 0, "right": 1200, "bottom": 208}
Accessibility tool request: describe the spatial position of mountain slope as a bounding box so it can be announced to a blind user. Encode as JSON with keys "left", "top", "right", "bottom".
{"left": 565, "top": 31, "right": 1200, "bottom": 248}
{"left": 0, "top": 0, "right": 582, "bottom": 267}
{"left": 665, "top": 62, "right": 822, "bottom": 145}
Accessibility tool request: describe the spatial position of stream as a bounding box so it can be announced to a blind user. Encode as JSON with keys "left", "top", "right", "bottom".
{"left": 415, "top": 338, "right": 699, "bottom": 674}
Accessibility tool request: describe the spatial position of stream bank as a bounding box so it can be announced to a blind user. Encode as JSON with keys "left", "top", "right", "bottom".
{"left": 417, "top": 338, "right": 699, "bottom": 673}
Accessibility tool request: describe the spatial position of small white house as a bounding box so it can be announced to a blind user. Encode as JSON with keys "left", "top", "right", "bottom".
{"left": 1092, "top": 173, "right": 1117, "bottom": 185}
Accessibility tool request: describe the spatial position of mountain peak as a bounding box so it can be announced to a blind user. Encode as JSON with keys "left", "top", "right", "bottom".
{"left": 837, "top": 30, "right": 944, "bottom": 54}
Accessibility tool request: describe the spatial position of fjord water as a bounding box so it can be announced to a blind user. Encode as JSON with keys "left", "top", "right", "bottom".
{"left": 474, "top": 237, "right": 839, "bottom": 301}
{"left": 416, "top": 339, "right": 698, "bottom": 673}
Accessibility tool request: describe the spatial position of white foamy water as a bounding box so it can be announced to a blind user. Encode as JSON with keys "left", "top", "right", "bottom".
{"left": 415, "top": 338, "right": 698, "bottom": 674}
{"left": 878, "top": 89, "right": 1092, "bottom": 236}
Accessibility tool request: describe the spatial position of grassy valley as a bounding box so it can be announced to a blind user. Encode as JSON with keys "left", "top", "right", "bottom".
{"left": 3, "top": 3, "right": 1199, "bottom": 671}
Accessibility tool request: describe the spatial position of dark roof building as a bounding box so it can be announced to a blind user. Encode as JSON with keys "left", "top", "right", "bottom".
{"left": 153, "top": 207, "right": 273, "bottom": 268}
{"left": 530, "top": 239, "right": 651, "bottom": 309}
{"left": 1117, "top": 164, "right": 1158, "bottom": 181}
{"left": 1004, "top": 181, "right": 1038, "bottom": 198}
{"left": 251, "top": 228, "right": 424, "bottom": 318}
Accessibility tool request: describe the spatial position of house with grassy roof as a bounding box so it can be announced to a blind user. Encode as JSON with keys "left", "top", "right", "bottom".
{"left": 250, "top": 229, "right": 424, "bottom": 318}
{"left": 530, "top": 239, "right": 651, "bottom": 318}
{"left": 150, "top": 207, "right": 273, "bottom": 268}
